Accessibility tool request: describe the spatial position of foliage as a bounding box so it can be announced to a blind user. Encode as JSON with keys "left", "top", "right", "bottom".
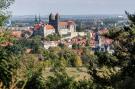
{"left": 0, "top": 45, "right": 21, "bottom": 88}
{"left": 81, "top": 48, "right": 95, "bottom": 65}
{"left": 45, "top": 60, "right": 75, "bottom": 89}
{"left": 45, "top": 34, "right": 61, "bottom": 41}
{"left": 88, "top": 12, "right": 135, "bottom": 89}
{"left": 45, "top": 72, "right": 76, "bottom": 89}
{"left": 58, "top": 43, "right": 66, "bottom": 48}
{"left": 0, "top": 31, "right": 14, "bottom": 44}
{"left": 75, "top": 80, "right": 95, "bottom": 89}
{"left": 74, "top": 55, "right": 83, "bottom": 67}
{"left": 72, "top": 43, "right": 82, "bottom": 49}
{"left": 0, "top": 12, "right": 8, "bottom": 26}
{"left": 0, "top": 0, "right": 14, "bottom": 9}
{"left": 42, "top": 47, "right": 83, "bottom": 67}
{"left": 24, "top": 68, "right": 45, "bottom": 89}
{"left": 0, "top": 0, "right": 14, "bottom": 26}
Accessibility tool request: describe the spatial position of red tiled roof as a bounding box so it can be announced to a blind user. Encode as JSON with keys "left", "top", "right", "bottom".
{"left": 45, "top": 24, "right": 55, "bottom": 30}
{"left": 59, "top": 21, "right": 75, "bottom": 27}
{"left": 11, "top": 31, "right": 22, "bottom": 38}
{"left": 67, "top": 21, "right": 75, "bottom": 25}
{"left": 59, "top": 22, "right": 68, "bottom": 26}
{"left": 34, "top": 24, "right": 41, "bottom": 30}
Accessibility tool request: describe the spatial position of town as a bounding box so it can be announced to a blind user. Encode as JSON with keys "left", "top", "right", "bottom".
{"left": 6, "top": 13, "right": 122, "bottom": 54}
{"left": 0, "top": 0, "right": 135, "bottom": 89}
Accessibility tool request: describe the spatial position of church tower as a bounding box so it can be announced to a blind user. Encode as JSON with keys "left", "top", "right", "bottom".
{"left": 49, "top": 13, "right": 55, "bottom": 22}
{"left": 55, "top": 13, "right": 60, "bottom": 34}
{"left": 38, "top": 14, "right": 41, "bottom": 23}
{"left": 49, "top": 13, "right": 56, "bottom": 28}
{"left": 34, "top": 15, "right": 38, "bottom": 24}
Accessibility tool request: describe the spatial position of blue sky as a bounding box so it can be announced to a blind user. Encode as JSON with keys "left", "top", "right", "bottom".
{"left": 9, "top": 0, "right": 135, "bottom": 15}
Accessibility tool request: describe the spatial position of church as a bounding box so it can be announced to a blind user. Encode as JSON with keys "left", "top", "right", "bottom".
{"left": 33, "top": 13, "right": 77, "bottom": 39}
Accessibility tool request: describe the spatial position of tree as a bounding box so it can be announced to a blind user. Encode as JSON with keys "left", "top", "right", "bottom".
{"left": 45, "top": 61, "right": 76, "bottom": 89}
{"left": 88, "top": 12, "right": 135, "bottom": 89}
{"left": 45, "top": 34, "right": 61, "bottom": 41}
{"left": 74, "top": 55, "right": 83, "bottom": 67}
{"left": 72, "top": 43, "right": 78, "bottom": 49}
{"left": 0, "top": 0, "right": 14, "bottom": 26}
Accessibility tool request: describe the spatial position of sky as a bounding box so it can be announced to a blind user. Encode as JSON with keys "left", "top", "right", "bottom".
{"left": 9, "top": 0, "right": 135, "bottom": 15}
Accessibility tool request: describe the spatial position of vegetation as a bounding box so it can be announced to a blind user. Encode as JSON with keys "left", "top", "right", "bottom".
{"left": 42, "top": 47, "right": 83, "bottom": 67}
{"left": 0, "top": 0, "right": 135, "bottom": 89}
{"left": 0, "top": 0, "right": 14, "bottom": 26}
{"left": 45, "top": 34, "right": 61, "bottom": 41}
{"left": 88, "top": 12, "right": 135, "bottom": 89}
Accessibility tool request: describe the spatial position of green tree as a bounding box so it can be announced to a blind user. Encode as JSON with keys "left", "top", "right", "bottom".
{"left": 0, "top": 0, "right": 14, "bottom": 26}
{"left": 88, "top": 12, "right": 135, "bottom": 89}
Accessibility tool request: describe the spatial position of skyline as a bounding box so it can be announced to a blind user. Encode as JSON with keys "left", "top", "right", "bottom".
{"left": 9, "top": 0, "right": 135, "bottom": 15}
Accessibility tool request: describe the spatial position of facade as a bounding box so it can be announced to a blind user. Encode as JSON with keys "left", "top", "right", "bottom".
{"left": 44, "top": 24, "right": 55, "bottom": 37}
{"left": 48, "top": 13, "right": 76, "bottom": 38}
{"left": 89, "top": 29, "right": 113, "bottom": 53}
{"left": 33, "top": 24, "right": 55, "bottom": 37}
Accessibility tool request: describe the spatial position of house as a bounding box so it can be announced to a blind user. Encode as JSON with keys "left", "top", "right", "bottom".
{"left": 44, "top": 24, "right": 55, "bottom": 37}
{"left": 11, "top": 30, "right": 22, "bottom": 38}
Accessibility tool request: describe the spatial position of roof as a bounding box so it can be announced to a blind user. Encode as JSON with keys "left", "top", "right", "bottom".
{"left": 45, "top": 24, "right": 55, "bottom": 30}
{"left": 59, "top": 22, "right": 68, "bottom": 26}
{"left": 59, "top": 21, "right": 75, "bottom": 27}
{"left": 34, "top": 24, "right": 41, "bottom": 30}
{"left": 67, "top": 21, "right": 76, "bottom": 25}
{"left": 11, "top": 31, "right": 22, "bottom": 38}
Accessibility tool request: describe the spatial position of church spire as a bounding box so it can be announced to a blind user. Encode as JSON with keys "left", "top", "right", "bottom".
{"left": 38, "top": 14, "right": 41, "bottom": 23}
{"left": 34, "top": 15, "right": 38, "bottom": 24}
{"left": 49, "top": 13, "right": 55, "bottom": 21}
{"left": 55, "top": 13, "right": 60, "bottom": 21}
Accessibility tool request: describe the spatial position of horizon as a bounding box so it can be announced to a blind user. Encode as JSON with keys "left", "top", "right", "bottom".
{"left": 11, "top": 14, "right": 127, "bottom": 18}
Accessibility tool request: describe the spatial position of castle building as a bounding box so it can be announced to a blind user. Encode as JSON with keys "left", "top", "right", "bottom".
{"left": 33, "top": 13, "right": 77, "bottom": 39}
{"left": 48, "top": 13, "right": 76, "bottom": 38}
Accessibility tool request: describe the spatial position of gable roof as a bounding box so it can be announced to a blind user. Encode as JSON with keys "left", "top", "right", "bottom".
{"left": 59, "top": 21, "right": 76, "bottom": 27}
{"left": 59, "top": 22, "right": 68, "bottom": 26}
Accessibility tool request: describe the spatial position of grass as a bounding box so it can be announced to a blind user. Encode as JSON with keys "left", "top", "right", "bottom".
{"left": 42, "top": 67, "right": 90, "bottom": 81}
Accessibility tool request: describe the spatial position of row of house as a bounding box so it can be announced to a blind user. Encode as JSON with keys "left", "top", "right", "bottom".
{"left": 56, "top": 28, "right": 113, "bottom": 53}
{"left": 40, "top": 28, "right": 113, "bottom": 53}
{"left": 2, "top": 14, "right": 113, "bottom": 53}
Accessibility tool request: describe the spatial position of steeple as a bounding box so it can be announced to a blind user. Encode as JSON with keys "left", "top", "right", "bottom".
{"left": 38, "top": 14, "right": 41, "bottom": 23}
{"left": 55, "top": 13, "right": 60, "bottom": 21}
{"left": 55, "top": 13, "right": 60, "bottom": 35}
{"left": 49, "top": 13, "right": 55, "bottom": 21}
{"left": 34, "top": 15, "right": 38, "bottom": 24}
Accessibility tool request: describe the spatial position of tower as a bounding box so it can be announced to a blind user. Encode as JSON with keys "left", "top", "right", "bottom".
{"left": 48, "top": 13, "right": 60, "bottom": 35}
{"left": 49, "top": 13, "right": 55, "bottom": 22}
{"left": 55, "top": 13, "right": 60, "bottom": 34}
{"left": 34, "top": 15, "right": 38, "bottom": 24}
{"left": 38, "top": 14, "right": 41, "bottom": 23}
